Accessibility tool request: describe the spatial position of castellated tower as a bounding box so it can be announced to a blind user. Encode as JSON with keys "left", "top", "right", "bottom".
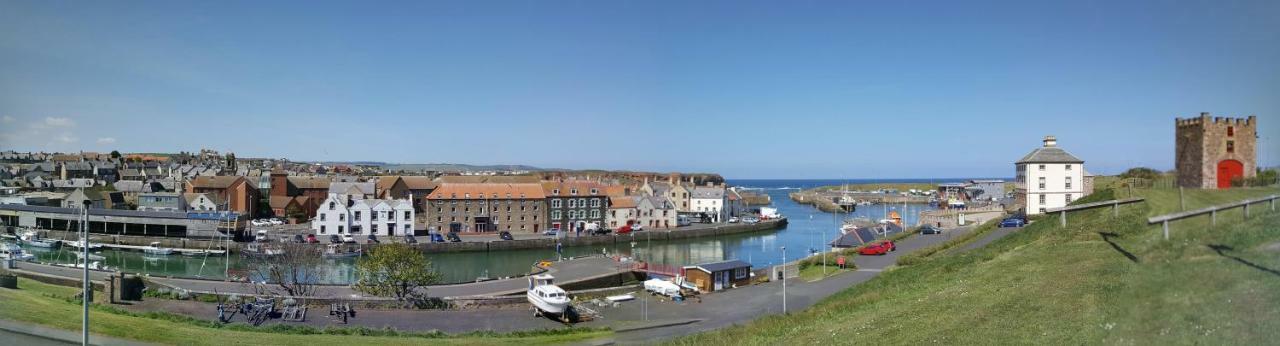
{"left": 1175, "top": 113, "right": 1257, "bottom": 189}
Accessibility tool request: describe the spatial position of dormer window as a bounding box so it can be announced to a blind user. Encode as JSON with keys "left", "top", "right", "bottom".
{"left": 590, "top": 188, "right": 598, "bottom": 195}
{"left": 329, "top": 202, "right": 335, "bottom": 210}
{"left": 570, "top": 189, "right": 578, "bottom": 195}
{"left": 552, "top": 189, "right": 559, "bottom": 195}
{"left": 464, "top": 193, "right": 470, "bottom": 198}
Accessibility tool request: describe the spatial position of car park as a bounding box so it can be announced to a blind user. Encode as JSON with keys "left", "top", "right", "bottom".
{"left": 919, "top": 225, "right": 943, "bottom": 235}
{"left": 498, "top": 231, "right": 514, "bottom": 241}
{"left": 858, "top": 240, "right": 896, "bottom": 255}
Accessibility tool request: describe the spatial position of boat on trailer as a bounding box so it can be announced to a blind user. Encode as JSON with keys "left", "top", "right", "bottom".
{"left": 528, "top": 274, "right": 571, "bottom": 318}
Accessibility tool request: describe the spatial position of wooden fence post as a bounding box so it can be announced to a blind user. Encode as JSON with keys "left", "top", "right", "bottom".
{"left": 1162, "top": 220, "right": 1169, "bottom": 240}
{"left": 1179, "top": 187, "right": 1185, "bottom": 211}
{"left": 1244, "top": 203, "right": 1250, "bottom": 219}
{"left": 1060, "top": 210, "right": 1067, "bottom": 228}
{"left": 1210, "top": 208, "right": 1216, "bottom": 226}
{"left": 1271, "top": 197, "right": 1275, "bottom": 211}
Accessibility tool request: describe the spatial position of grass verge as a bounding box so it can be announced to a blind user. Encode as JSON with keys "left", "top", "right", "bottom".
{"left": 0, "top": 278, "right": 608, "bottom": 345}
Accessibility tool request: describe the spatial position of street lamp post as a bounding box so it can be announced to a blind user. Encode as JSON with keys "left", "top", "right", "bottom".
{"left": 81, "top": 200, "right": 91, "bottom": 346}
{"left": 781, "top": 245, "right": 787, "bottom": 314}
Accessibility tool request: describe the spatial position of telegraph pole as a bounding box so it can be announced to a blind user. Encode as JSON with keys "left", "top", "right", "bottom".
{"left": 781, "top": 245, "right": 787, "bottom": 314}
{"left": 81, "top": 200, "right": 91, "bottom": 346}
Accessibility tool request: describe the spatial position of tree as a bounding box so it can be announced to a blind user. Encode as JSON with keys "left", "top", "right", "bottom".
{"left": 1119, "top": 167, "right": 1161, "bottom": 180}
{"left": 242, "top": 242, "right": 325, "bottom": 297}
{"left": 354, "top": 243, "right": 440, "bottom": 307}
{"left": 109, "top": 150, "right": 121, "bottom": 160}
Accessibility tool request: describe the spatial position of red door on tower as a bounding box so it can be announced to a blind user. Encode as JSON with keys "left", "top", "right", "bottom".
{"left": 1217, "top": 160, "right": 1244, "bottom": 189}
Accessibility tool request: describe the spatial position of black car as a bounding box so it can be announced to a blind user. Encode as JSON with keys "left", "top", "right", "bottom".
{"left": 591, "top": 228, "right": 612, "bottom": 236}
{"left": 447, "top": 232, "right": 462, "bottom": 242}
{"left": 919, "top": 225, "right": 943, "bottom": 235}
{"left": 498, "top": 231, "right": 514, "bottom": 241}
{"left": 405, "top": 234, "right": 418, "bottom": 244}
{"left": 367, "top": 234, "right": 380, "bottom": 244}
{"left": 292, "top": 234, "right": 305, "bottom": 243}
{"left": 329, "top": 234, "right": 341, "bottom": 244}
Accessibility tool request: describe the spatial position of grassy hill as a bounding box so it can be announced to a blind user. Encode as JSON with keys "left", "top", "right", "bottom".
{"left": 671, "top": 184, "right": 1280, "bottom": 345}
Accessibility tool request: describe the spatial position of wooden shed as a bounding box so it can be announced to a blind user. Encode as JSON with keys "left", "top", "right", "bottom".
{"left": 682, "top": 260, "right": 752, "bottom": 292}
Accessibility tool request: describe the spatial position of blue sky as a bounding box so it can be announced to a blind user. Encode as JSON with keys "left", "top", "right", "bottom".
{"left": 1, "top": 1, "right": 1276, "bottom": 179}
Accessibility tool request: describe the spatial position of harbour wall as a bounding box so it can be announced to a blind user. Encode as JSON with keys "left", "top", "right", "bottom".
{"left": 15, "top": 218, "right": 788, "bottom": 255}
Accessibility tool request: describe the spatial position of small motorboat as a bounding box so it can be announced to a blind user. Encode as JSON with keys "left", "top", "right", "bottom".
{"left": 75, "top": 252, "right": 107, "bottom": 261}
{"left": 144, "top": 242, "right": 175, "bottom": 256}
{"left": 19, "top": 230, "right": 61, "bottom": 249}
{"left": 0, "top": 243, "right": 36, "bottom": 262}
{"left": 243, "top": 242, "right": 284, "bottom": 257}
{"left": 66, "top": 239, "right": 104, "bottom": 251}
{"left": 528, "top": 274, "right": 571, "bottom": 318}
{"left": 605, "top": 293, "right": 635, "bottom": 302}
{"left": 322, "top": 244, "right": 362, "bottom": 258}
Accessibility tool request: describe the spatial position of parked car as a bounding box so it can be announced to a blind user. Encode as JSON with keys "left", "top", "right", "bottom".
{"left": 594, "top": 228, "right": 614, "bottom": 236}
{"left": 329, "top": 235, "right": 341, "bottom": 244}
{"left": 728, "top": 217, "right": 740, "bottom": 223}
{"left": 743, "top": 217, "right": 760, "bottom": 224}
{"left": 858, "top": 240, "right": 896, "bottom": 256}
{"left": 447, "top": 232, "right": 462, "bottom": 243}
{"left": 498, "top": 231, "right": 514, "bottom": 241}
{"left": 269, "top": 218, "right": 284, "bottom": 225}
{"left": 919, "top": 225, "right": 943, "bottom": 235}
{"left": 403, "top": 234, "right": 417, "bottom": 244}
{"left": 631, "top": 224, "right": 644, "bottom": 232}
{"left": 365, "top": 234, "right": 379, "bottom": 244}
{"left": 999, "top": 218, "right": 1025, "bottom": 228}
{"left": 543, "top": 228, "right": 559, "bottom": 236}
{"left": 292, "top": 234, "right": 305, "bottom": 243}
{"left": 306, "top": 234, "right": 318, "bottom": 243}
{"left": 341, "top": 234, "right": 356, "bottom": 243}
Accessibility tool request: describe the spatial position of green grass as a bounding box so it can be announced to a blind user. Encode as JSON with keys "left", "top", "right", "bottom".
{"left": 670, "top": 185, "right": 1280, "bottom": 345}
{"left": 798, "top": 265, "right": 851, "bottom": 282}
{"left": 0, "top": 278, "right": 609, "bottom": 345}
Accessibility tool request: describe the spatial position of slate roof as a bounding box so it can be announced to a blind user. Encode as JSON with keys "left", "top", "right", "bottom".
{"left": 288, "top": 176, "right": 331, "bottom": 190}
{"left": 1016, "top": 146, "right": 1083, "bottom": 164}
{"left": 684, "top": 259, "right": 751, "bottom": 273}
{"left": 189, "top": 176, "right": 244, "bottom": 189}
{"left": 691, "top": 187, "right": 725, "bottom": 199}
{"left": 400, "top": 176, "right": 437, "bottom": 190}
{"left": 330, "top": 182, "right": 376, "bottom": 196}
{"left": 113, "top": 180, "right": 146, "bottom": 193}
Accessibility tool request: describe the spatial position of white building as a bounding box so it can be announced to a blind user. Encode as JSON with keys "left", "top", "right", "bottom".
{"left": 312, "top": 193, "right": 415, "bottom": 237}
{"left": 690, "top": 186, "right": 727, "bottom": 223}
{"left": 1016, "top": 136, "right": 1086, "bottom": 215}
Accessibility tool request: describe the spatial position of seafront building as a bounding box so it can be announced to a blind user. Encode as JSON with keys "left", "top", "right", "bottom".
{"left": 311, "top": 193, "right": 415, "bottom": 237}
{"left": 424, "top": 183, "right": 546, "bottom": 233}
{"left": 542, "top": 180, "right": 608, "bottom": 233}
{"left": 1015, "top": 136, "right": 1086, "bottom": 215}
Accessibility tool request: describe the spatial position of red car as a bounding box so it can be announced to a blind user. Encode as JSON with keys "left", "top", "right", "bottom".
{"left": 858, "top": 240, "right": 896, "bottom": 256}
{"left": 305, "top": 234, "right": 318, "bottom": 243}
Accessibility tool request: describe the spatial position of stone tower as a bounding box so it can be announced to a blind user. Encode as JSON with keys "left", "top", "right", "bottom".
{"left": 1175, "top": 113, "right": 1257, "bottom": 189}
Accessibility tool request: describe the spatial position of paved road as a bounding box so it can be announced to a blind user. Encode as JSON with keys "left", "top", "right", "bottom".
{"left": 10, "top": 256, "right": 621, "bottom": 298}
{"left": 595, "top": 225, "right": 985, "bottom": 344}
{"left": 955, "top": 226, "right": 1022, "bottom": 253}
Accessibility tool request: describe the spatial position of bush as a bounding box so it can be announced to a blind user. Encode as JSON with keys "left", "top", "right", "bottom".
{"left": 1119, "top": 167, "right": 1162, "bottom": 180}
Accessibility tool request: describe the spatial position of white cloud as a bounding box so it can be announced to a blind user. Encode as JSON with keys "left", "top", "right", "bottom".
{"left": 45, "top": 117, "right": 75, "bottom": 127}
{"left": 1, "top": 115, "right": 13, "bottom": 123}
{"left": 55, "top": 133, "right": 78, "bottom": 143}
{"left": 97, "top": 137, "right": 117, "bottom": 145}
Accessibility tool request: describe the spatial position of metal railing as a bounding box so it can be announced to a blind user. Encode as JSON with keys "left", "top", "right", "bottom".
{"left": 1147, "top": 194, "right": 1279, "bottom": 240}
{"left": 1045, "top": 198, "right": 1146, "bottom": 228}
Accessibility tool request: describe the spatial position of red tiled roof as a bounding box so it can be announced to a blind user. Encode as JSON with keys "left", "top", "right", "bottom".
{"left": 429, "top": 183, "right": 545, "bottom": 200}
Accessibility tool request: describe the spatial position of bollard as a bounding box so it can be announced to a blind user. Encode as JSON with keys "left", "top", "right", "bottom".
{"left": 1112, "top": 202, "right": 1118, "bottom": 217}
{"left": 1244, "top": 203, "right": 1250, "bottom": 219}
{"left": 1162, "top": 220, "right": 1169, "bottom": 240}
{"left": 1211, "top": 209, "right": 1216, "bottom": 226}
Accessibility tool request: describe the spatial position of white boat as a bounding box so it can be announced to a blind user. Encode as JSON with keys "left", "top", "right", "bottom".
{"left": 144, "top": 242, "right": 175, "bottom": 256}
{"left": 643, "top": 278, "right": 682, "bottom": 298}
{"left": 605, "top": 293, "right": 635, "bottom": 302}
{"left": 66, "top": 239, "right": 104, "bottom": 251}
{"left": 527, "top": 274, "right": 570, "bottom": 315}
{"left": 322, "top": 244, "right": 361, "bottom": 258}
{"left": 243, "top": 242, "right": 284, "bottom": 257}
{"left": 63, "top": 261, "right": 110, "bottom": 271}
{"left": 19, "top": 230, "right": 61, "bottom": 248}
{"left": 0, "top": 243, "right": 36, "bottom": 261}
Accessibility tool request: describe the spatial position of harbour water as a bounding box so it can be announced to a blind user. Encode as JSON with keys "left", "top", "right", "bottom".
{"left": 10, "top": 179, "right": 981, "bottom": 284}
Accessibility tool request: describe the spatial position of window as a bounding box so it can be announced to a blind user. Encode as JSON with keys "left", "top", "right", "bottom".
{"left": 591, "top": 210, "right": 600, "bottom": 219}
{"left": 1039, "top": 208, "right": 1046, "bottom": 214}
{"left": 1038, "top": 194, "right": 1046, "bottom": 204}
{"left": 552, "top": 211, "right": 561, "bottom": 220}
{"left": 320, "top": 214, "right": 326, "bottom": 221}
{"left": 552, "top": 200, "right": 561, "bottom": 208}
{"left": 1039, "top": 164, "right": 1046, "bottom": 171}
{"left": 570, "top": 188, "right": 577, "bottom": 195}
{"left": 590, "top": 188, "right": 598, "bottom": 195}
{"left": 1038, "top": 177, "right": 1046, "bottom": 190}
{"left": 552, "top": 189, "right": 559, "bottom": 195}
{"left": 404, "top": 211, "right": 410, "bottom": 220}
{"left": 1065, "top": 194, "right": 1074, "bottom": 204}
{"left": 734, "top": 267, "right": 748, "bottom": 279}
{"left": 355, "top": 211, "right": 361, "bottom": 221}
{"left": 373, "top": 224, "right": 379, "bottom": 233}
{"left": 338, "top": 225, "right": 345, "bottom": 233}
{"left": 320, "top": 225, "right": 326, "bottom": 234}
{"left": 372, "top": 212, "right": 378, "bottom": 221}
{"left": 1065, "top": 164, "right": 1072, "bottom": 171}
{"left": 591, "top": 199, "right": 600, "bottom": 207}
{"left": 1227, "top": 140, "right": 1235, "bottom": 153}
{"left": 567, "top": 199, "right": 576, "bottom": 208}
{"left": 403, "top": 224, "right": 410, "bottom": 233}
{"left": 1228, "top": 126, "right": 1234, "bottom": 137}
{"left": 328, "top": 202, "right": 335, "bottom": 210}
{"left": 1065, "top": 177, "right": 1073, "bottom": 189}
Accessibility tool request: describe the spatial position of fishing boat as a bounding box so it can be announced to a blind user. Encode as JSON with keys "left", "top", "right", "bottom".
{"left": 18, "top": 230, "right": 61, "bottom": 249}
{"left": 75, "top": 252, "right": 107, "bottom": 261}
{"left": 243, "top": 242, "right": 284, "bottom": 257}
{"left": 144, "top": 242, "right": 175, "bottom": 256}
{"left": 0, "top": 243, "right": 36, "bottom": 262}
{"left": 322, "top": 244, "right": 361, "bottom": 258}
{"left": 527, "top": 274, "right": 571, "bottom": 317}
{"left": 65, "top": 239, "right": 104, "bottom": 251}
